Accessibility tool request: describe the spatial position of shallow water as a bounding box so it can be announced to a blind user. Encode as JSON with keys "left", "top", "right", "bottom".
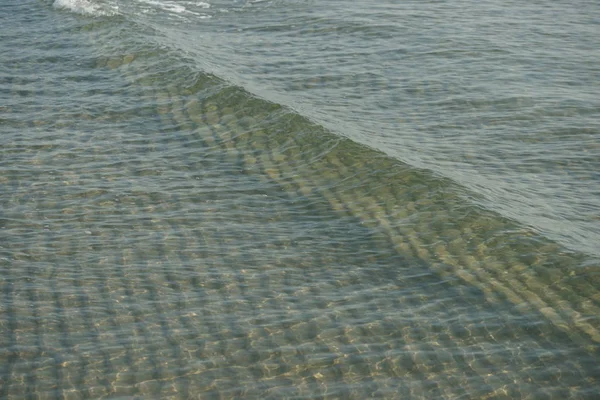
{"left": 1, "top": 0, "right": 599, "bottom": 398}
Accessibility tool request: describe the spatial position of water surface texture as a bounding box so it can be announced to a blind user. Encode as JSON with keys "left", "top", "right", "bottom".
{"left": 1, "top": 0, "right": 599, "bottom": 398}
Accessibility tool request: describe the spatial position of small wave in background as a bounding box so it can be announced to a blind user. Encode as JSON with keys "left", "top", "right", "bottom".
{"left": 102, "top": 0, "right": 600, "bottom": 258}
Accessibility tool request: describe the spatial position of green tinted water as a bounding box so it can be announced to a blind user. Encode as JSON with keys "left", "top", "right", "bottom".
{"left": 1, "top": 1, "right": 598, "bottom": 398}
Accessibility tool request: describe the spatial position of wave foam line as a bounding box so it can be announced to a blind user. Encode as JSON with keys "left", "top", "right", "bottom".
{"left": 53, "top": 0, "right": 116, "bottom": 16}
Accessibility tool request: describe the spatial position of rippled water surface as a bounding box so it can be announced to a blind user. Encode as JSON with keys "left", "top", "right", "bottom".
{"left": 1, "top": 0, "right": 599, "bottom": 398}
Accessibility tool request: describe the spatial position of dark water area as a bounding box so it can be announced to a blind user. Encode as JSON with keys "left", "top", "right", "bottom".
{"left": 0, "top": 0, "right": 598, "bottom": 398}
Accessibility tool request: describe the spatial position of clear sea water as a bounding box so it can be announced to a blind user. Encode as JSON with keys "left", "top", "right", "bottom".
{"left": 1, "top": 0, "right": 599, "bottom": 398}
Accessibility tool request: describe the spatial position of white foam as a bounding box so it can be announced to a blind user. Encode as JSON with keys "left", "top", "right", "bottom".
{"left": 138, "top": 0, "right": 187, "bottom": 14}
{"left": 135, "top": 0, "right": 211, "bottom": 16}
{"left": 53, "top": 0, "right": 115, "bottom": 16}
